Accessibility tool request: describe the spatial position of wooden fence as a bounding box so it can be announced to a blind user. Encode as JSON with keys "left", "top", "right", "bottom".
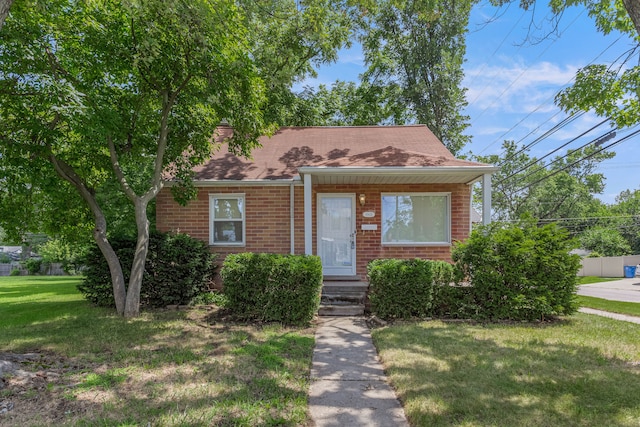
{"left": 0, "top": 262, "right": 66, "bottom": 276}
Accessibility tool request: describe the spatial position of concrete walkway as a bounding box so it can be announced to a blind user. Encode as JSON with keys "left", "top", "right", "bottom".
{"left": 308, "top": 317, "right": 409, "bottom": 427}
{"left": 579, "top": 307, "right": 640, "bottom": 324}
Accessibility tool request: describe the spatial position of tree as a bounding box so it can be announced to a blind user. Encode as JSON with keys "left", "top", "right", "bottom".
{"left": 281, "top": 81, "right": 409, "bottom": 126}
{"left": 359, "top": 0, "right": 473, "bottom": 154}
{"left": 1, "top": 0, "right": 356, "bottom": 317}
{"left": 610, "top": 188, "right": 640, "bottom": 253}
{"left": 474, "top": 140, "right": 612, "bottom": 222}
{"left": 494, "top": 0, "right": 640, "bottom": 128}
{"left": 580, "top": 227, "right": 632, "bottom": 256}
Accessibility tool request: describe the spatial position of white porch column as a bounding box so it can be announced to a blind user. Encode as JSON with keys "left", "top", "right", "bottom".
{"left": 304, "top": 173, "right": 313, "bottom": 255}
{"left": 482, "top": 173, "right": 492, "bottom": 225}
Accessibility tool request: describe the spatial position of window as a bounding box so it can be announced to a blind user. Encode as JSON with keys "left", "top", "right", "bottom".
{"left": 381, "top": 193, "right": 450, "bottom": 245}
{"left": 210, "top": 194, "right": 245, "bottom": 246}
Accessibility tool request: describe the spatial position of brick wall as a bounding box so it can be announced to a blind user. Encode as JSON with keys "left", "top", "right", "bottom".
{"left": 312, "top": 183, "right": 471, "bottom": 276}
{"left": 156, "top": 182, "right": 472, "bottom": 278}
{"left": 157, "top": 185, "right": 299, "bottom": 259}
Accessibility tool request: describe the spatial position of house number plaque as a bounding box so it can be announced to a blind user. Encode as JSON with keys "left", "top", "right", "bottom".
{"left": 362, "top": 211, "right": 375, "bottom": 218}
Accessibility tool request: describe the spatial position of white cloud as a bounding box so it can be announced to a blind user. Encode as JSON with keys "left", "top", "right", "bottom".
{"left": 464, "top": 60, "right": 580, "bottom": 114}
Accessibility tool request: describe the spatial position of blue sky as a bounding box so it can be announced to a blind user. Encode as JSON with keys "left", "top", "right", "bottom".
{"left": 299, "top": 2, "right": 639, "bottom": 204}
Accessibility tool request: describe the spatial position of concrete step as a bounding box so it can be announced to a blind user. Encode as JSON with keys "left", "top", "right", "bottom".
{"left": 323, "top": 275, "right": 363, "bottom": 281}
{"left": 321, "top": 294, "right": 366, "bottom": 305}
{"left": 319, "top": 280, "right": 369, "bottom": 316}
{"left": 318, "top": 304, "right": 365, "bottom": 316}
{"left": 322, "top": 281, "right": 369, "bottom": 294}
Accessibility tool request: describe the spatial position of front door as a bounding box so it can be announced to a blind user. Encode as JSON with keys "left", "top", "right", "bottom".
{"left": 317, "top": 194, "right": 356, "bottom": 276}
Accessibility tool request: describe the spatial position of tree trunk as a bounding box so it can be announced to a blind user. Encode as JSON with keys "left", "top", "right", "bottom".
{"left": 0, "top": 0, "right": 14, "bottom": 30}
{"left": 123, "top": 198, "right": 150, "bottom": 318}
{"left": 48, "top": 154, "right": 127, "bottom": 315}
{"left": 623, "top": 0, "right": 640, "bottom": 36}
{"left": 93, "top": 212, "right": 128, "bottom": 316}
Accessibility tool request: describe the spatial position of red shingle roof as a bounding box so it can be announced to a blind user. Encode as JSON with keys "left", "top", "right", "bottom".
{"left": 192, "top": 125, "right": 488, "bottom": 181}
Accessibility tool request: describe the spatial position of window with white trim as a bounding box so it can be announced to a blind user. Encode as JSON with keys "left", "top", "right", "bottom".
{"left": 381, "top": 193, "right": 450, "bottom": 245}
{"left": 210, "top": 194, "right": 245, "bottom": 246}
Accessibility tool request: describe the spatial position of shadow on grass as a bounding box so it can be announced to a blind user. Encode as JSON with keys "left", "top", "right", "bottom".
{"left": 374, "top": 320, "right": 640, "bottom": 426}
{"left": 71, "top": 328, "right": 313, "bottom": 426}
{"left": 2, "top": 301, "right": 313, "bottom": 425}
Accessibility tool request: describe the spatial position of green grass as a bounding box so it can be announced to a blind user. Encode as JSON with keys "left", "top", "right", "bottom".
{"left": 0, "top": 276, "right": 94, "bottom": 327}
{"left": 577, "top": 276, "right": 620, "bottom": 285}
{"left": 373, "top": 317, "right": 640, "bottom": 427}
{"left": 578, "top": 295, "right": 640, "bottom": 317}
{"left": 0, "top": 276, "right": 315, "bottom": 426}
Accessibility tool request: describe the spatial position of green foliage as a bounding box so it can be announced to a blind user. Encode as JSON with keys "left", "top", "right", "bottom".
{"left": 611, "top": 188, "right": 640, "bottom": 253}
{"left": 192, "top": 291, "right": 228, "bottom": 307}
{"left": 221, "top": 253, "right": 322, "bottom": 326}
{"left": 37, "top": 237, "right": 87, "bottom": 274}
{"left": 22, "top": 258, "right": 43, "bottom": 275}
{"left": 0, "top": 253, "right": 10, "bottom": 263}
{"left": 9, "top": 268, "right": 20, "bottom": 276}
{"left": 78, "top": 232, "right": 217, "bottom": 309}
{"left": 474, "top": 140, "right": 612, "bottom": 223}
{"left": 579, "top": 227, "right": 632, "bottom": 256}
{"left": 452, "top": 219, "right": 581, "bottom": 321}
{"left": 368, "top": 258, "right": 454, "bottom": 319}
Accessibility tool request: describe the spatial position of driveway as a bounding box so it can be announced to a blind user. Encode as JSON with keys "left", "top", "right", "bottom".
{"left": 578, "top": 277, "right": 640, "bottom": 303}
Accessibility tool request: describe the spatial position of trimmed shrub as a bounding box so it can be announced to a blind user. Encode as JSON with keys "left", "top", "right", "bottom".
{"left": 77, "top": 232, "right": 217, "bottom": 309}
{"left": 452, "top": 219, "right": 580, "bottom": 321}
{"left": 221, "top": 253, "right": 322, "bottom": 326}
{"left": 368, "top": 258, "right": 453, "bottom": 319}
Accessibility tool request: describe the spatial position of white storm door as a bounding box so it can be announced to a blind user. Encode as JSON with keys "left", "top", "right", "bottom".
{"left": 317, "top": 194, "right": 356, "bottom": 276}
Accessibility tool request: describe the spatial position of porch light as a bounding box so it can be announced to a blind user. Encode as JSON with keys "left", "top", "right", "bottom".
{"left": 359, "top": 194, "right": 366, "bottom": 206}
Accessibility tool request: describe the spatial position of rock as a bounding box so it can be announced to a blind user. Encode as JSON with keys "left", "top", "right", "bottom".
{"left": 0, "top": 400, "right": 14, "bottom": 414}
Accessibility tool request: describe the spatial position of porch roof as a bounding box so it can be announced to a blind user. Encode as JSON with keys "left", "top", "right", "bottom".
{"left": 297, "top": 165, "right": 498, "bottom": 185}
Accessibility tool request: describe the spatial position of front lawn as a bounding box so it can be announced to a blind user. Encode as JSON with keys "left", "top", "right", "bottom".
{"left": 0, "top": 276, "right": 314, "bottom": 426}
{"left": 373, "top": 317, "right": 640, "bottom": 426}
{"left": 577, "top": 276, "right": 620, "bottom": 285}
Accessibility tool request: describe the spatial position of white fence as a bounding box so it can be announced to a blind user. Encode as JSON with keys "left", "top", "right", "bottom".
{"left": 578, "top": 255, "right": 640, "bottom": 277}
{"left": 0, "top": 262, "right": 66, "bottom": 276}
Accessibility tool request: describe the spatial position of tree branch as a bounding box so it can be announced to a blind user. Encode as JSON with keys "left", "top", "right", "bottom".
{"left": 106, "top": 135, "right": 138, "bottom": 202}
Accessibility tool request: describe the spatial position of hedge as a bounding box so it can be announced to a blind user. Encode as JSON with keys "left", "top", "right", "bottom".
{"left": 452, "top": 219, "right": 580, "bottom": 321}
{"left": 220, "top": 253, "right": 322, "bottom": 325}
{"left": 78, "top": 232, "right": 217, "bottom": 308}
{"left": 368, "top": 258, "right": 454, "bottom": 319}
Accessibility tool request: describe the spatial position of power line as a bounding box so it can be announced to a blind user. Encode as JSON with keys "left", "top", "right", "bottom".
{"left": 470, "top": 9, "right": 584, "bottom": 129}
{"left": 496, "top": 117, "right": 614, "bottom": 185}
{"left": 466, "top": 9, "right": 528, "bottom": 105}
{"left": 495, "top": 111, "right": 586, "bottom": 167}
{"left": 514, "top": 128, "right": 640, "bottom": 193}
{"left": 474, "top": 34, "right": 623, "bottom": 155}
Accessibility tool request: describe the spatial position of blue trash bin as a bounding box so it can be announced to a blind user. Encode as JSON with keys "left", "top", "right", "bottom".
{"left": 624, "top": 265, "right": 636, "bottom": 278}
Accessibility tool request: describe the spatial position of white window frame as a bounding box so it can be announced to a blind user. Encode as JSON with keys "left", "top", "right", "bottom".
{"left": 381, "top": 192, "right": 451, "bottom": 246}
{"left": 209, "top": 193, "right": 246, "bottom": 246}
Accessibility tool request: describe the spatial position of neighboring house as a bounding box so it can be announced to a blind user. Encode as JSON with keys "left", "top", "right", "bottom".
{"left": 157, "top": 125, "right": 497, "bottom": 279}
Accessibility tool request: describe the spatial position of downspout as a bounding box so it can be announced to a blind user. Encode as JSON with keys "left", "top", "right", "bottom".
{"left": 290, "top": 180, "right": 295, "bottom": 254}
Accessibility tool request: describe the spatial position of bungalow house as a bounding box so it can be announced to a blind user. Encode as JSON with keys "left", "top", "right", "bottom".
{"left": 157, "top": 125, "right": 497, "bottom": 285}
